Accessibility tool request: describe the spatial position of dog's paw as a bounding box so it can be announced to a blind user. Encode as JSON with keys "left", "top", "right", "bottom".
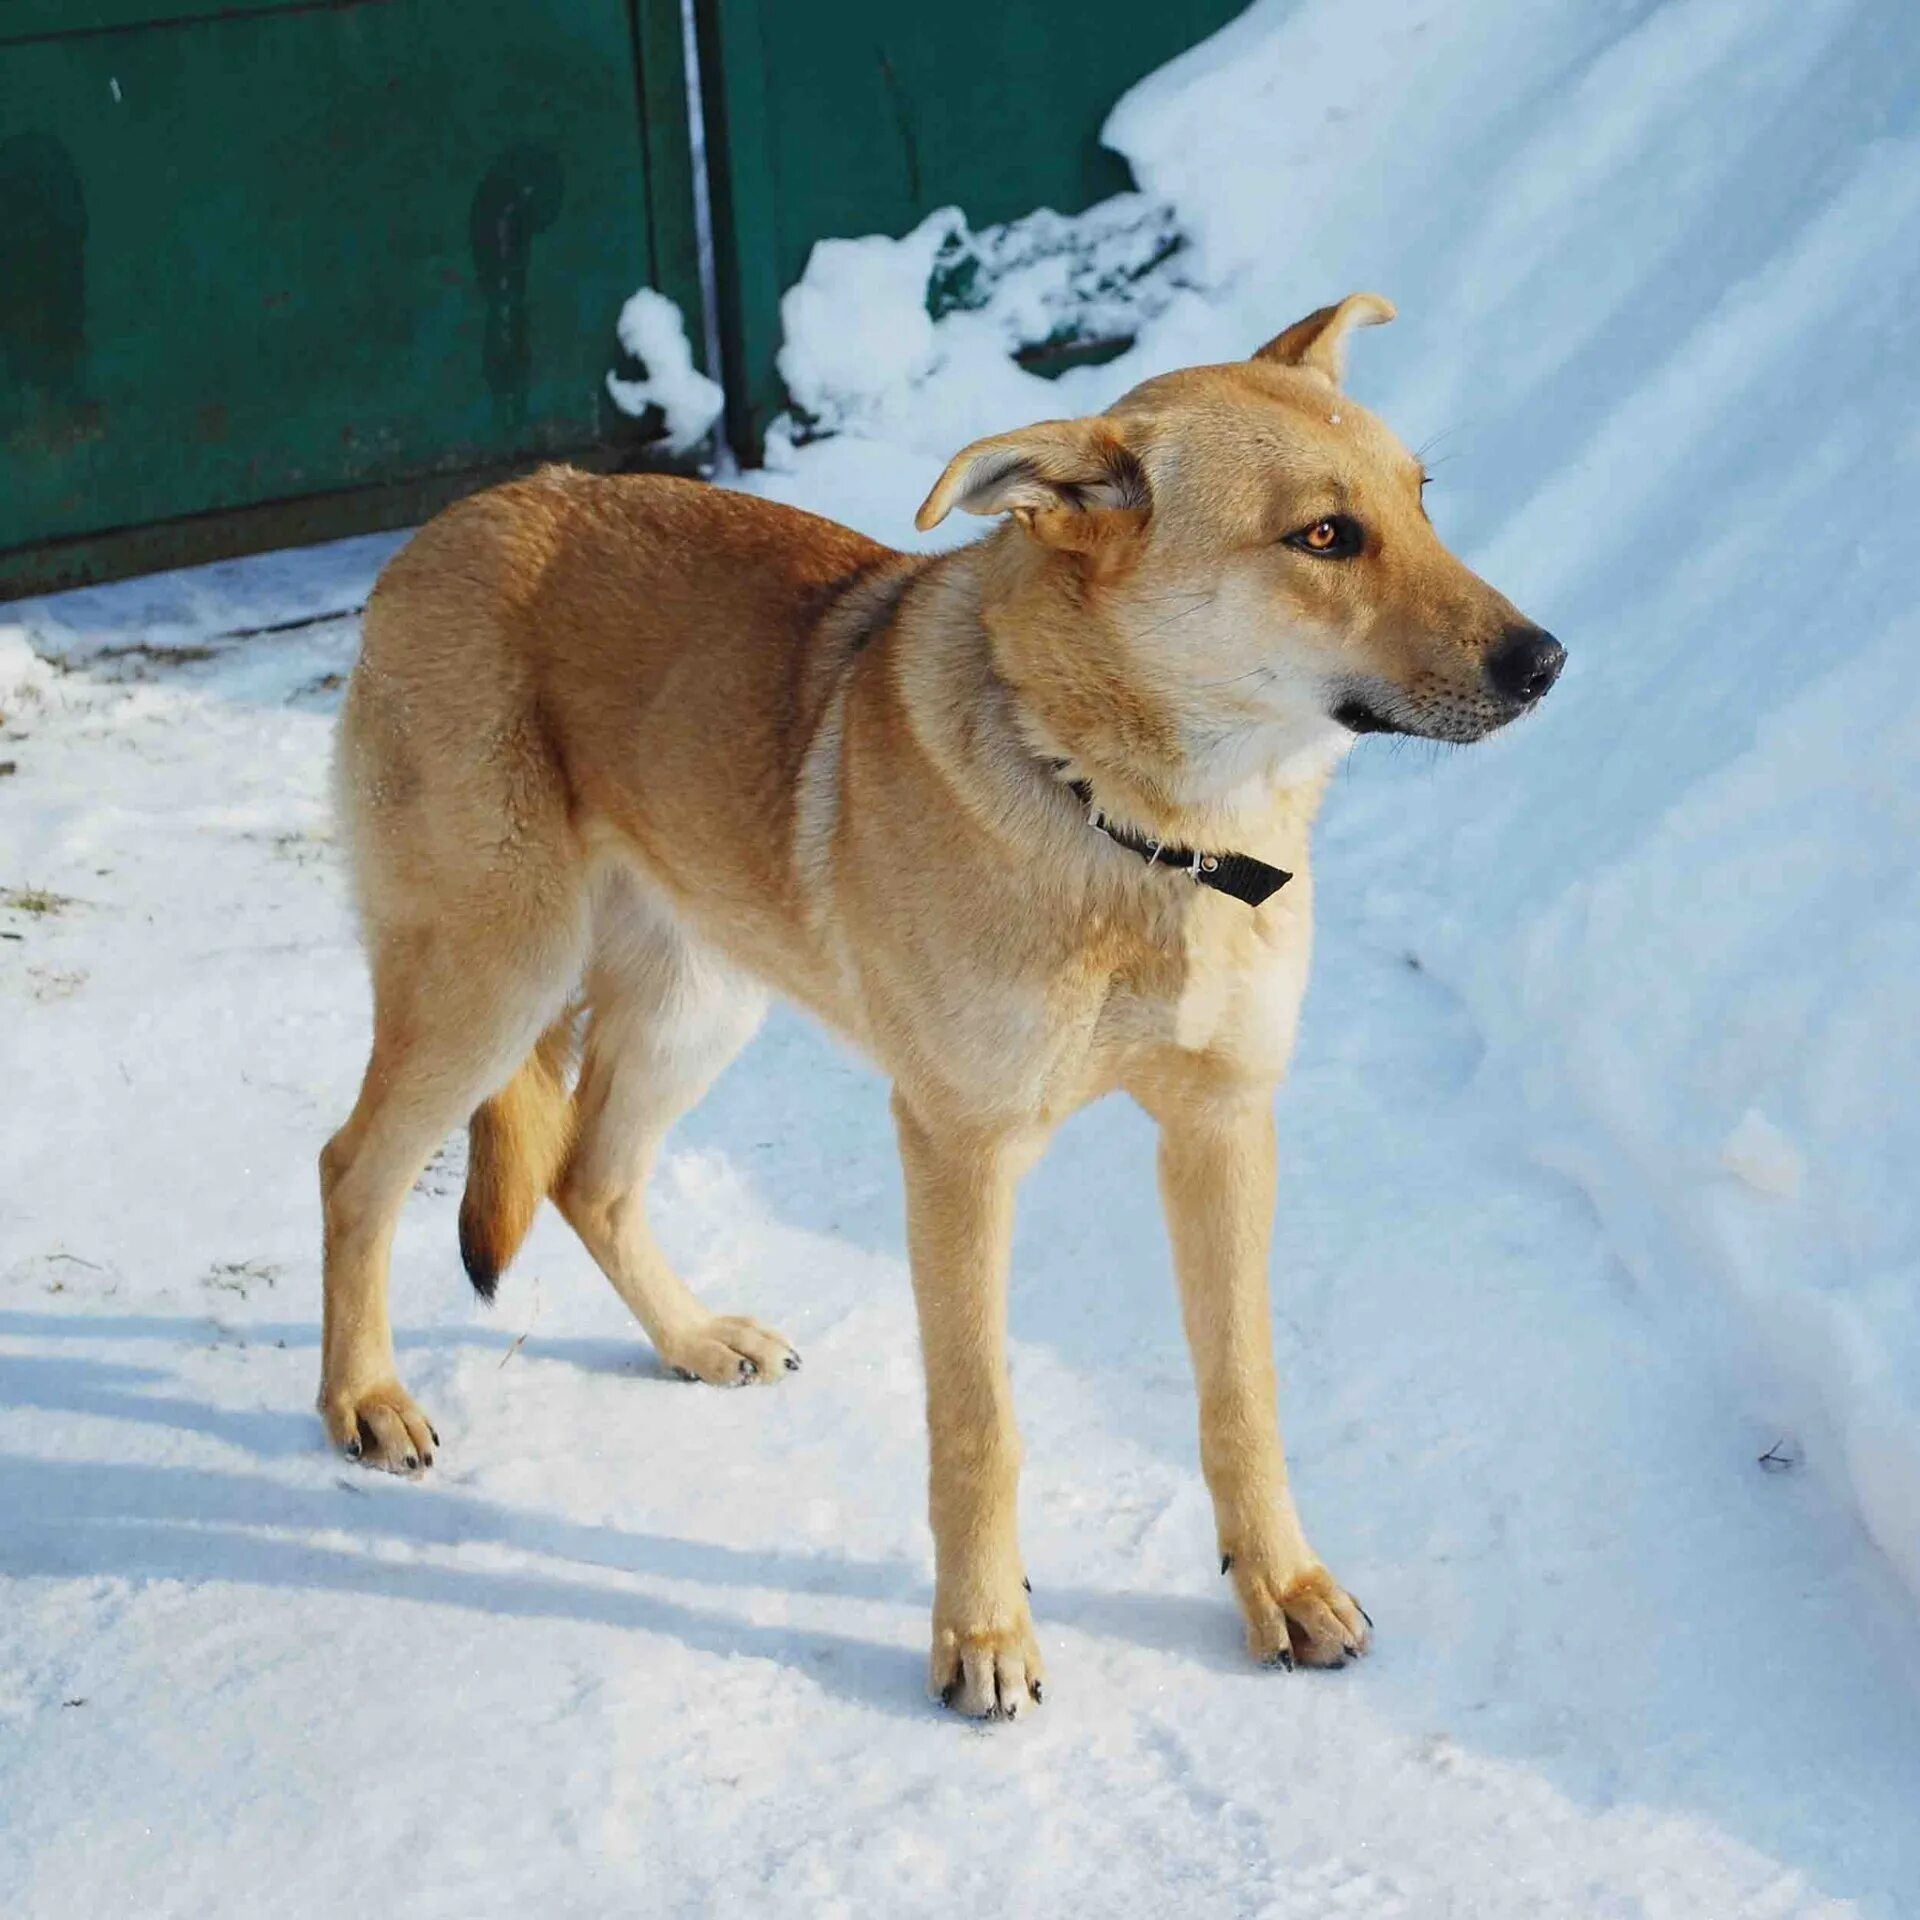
{"left": 929, "top": 1601, "right": 1045, "bottom": 1720}
{"left": 322, "top": 1379, "right": 437, "bottom": 1474}
{"left": 1227, "top": 1557, "right": 1370, "bottom": 1671}
{"left": 660, "top": 1314, "right": 800, "bottom": 1387}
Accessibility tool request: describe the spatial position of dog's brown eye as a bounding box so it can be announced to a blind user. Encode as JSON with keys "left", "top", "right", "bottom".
{"left": 1285, "top": 515, "right": 1363, "bottom": 558}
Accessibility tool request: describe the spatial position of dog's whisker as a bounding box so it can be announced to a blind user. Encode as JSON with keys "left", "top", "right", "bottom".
{"left": 1130, "top": 595, "right": 1218, "bottom": 642}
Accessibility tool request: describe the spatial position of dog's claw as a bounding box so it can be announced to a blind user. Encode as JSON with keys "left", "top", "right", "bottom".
{"left": 1030, "top": 1679, "right": 1043, "bottom": 1704}
{"left": 1265, "top": 1647, "right": 1296, "bottom": 1673}
{"left": 346, "top": 1437, "right": 362, "bottom": 1461}
{"left": 939, "top": 1681, "right": 959, "bottom": 1711}
{"left": 1221, "top": 1552, "right": 1233, "bottom": 1576}
{"left": 1357, "top": 1602, "right": 1374, "bottom": 1630}
{"left": 663, "top": 1319, "right": 796, "bottom": 1387}
{"left": 1023, "top": 1576, "right": 1032, "bottom": 1594}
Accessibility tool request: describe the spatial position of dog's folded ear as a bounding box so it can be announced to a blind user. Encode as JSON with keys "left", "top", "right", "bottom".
{"left": 914, "top": 419, "right": 1151, "bottom": 559}
{"left": 1253, "top": 292, "right": 1395, "bottom": 386}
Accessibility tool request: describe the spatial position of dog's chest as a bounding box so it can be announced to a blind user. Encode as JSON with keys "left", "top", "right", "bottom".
{"left": 866, "top": 876, "right": 1314, "bottom": 1123}
{"left": 989, "top": 886, "right": 1308, "bottom": 1117}
{"left": 1173, "top": 930, "right": 1308, "bottom": 1064}
{"left": 1105, "top": 901, "right": 1310, "bottom": 1071}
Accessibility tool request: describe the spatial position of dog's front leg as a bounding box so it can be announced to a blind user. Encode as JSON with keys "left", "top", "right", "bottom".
{"left": 1155, "top": 1085, "right": 1371, "bottom": 1671}
{"left": 893, "top": 1092, "right": 1044, "bottom": 1719}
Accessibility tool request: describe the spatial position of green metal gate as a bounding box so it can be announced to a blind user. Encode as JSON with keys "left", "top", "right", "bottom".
{"left": 0, "top": 0, "right": 702, "bottom": 595}
{"left": 0, "top": 2, "right": 1245, "bottom": 595}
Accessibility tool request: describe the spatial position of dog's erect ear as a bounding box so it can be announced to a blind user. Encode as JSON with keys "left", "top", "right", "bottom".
{"left": 914, "top": 418, "right": 1150, "bottom": 556}
{"left": 1252, "top": 292, "right": 1396, "bottom": 386}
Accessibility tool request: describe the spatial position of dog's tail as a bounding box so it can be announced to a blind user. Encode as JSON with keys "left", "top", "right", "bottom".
{"left": 458, "top": 1016, "right": 577, "bottom": 1301}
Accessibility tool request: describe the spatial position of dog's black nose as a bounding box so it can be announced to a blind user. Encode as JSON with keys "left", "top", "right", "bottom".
{"left": 1486, "top": 625, "right": 1565, "bottom": 706}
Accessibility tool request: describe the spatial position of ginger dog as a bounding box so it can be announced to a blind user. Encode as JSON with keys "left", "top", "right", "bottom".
{"left": 319, "top": 295, "right": 1563, "bottom": 1716}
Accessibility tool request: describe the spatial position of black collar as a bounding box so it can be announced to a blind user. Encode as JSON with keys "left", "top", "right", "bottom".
{"left": 1063, "top": 775, "right": 1291, "bottom": 909}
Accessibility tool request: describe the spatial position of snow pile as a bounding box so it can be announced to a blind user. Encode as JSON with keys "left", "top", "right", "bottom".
{"left": 775, "top": 196, "right": 1196, "bottom": 449}
{"left": 774, "top": 212, "right": 957, "bottom": 442}
{"left": 1451, "top": 609, "right": 1920, "bottom": 1604}
{"left": 928, "top": 196, "right": 1190, "bottom": 364}
{"left": 753, "top": 0, "right": 1920, "bottom": 1609}
{"left": 0, "top": 627, "right": 57, "bottom": 718}
{"left": 605, "top": 287, "right": 725, "bottom": 454}
{"left": 756, "top": 210, "right": 1215, "bottom": 531}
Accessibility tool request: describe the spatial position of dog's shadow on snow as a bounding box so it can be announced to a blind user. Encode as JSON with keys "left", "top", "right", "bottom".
{"left": 0, "top": 1320, "right": 1250, "bottom": 1726}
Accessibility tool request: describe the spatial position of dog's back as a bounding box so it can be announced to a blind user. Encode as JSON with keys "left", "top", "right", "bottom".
{"left": 340, "top": 467, "right": 893, "bottom": 938}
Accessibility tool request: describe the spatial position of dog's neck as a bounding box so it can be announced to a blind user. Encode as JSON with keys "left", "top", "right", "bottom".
{"left": 1014, "top": 705, "right": 1341, "bottom": 854}
{"left": 889, "top": 538, "right": 1330, "bottom": 901}
{"left": 953, "top": 527, "right": 1342, "bottom": 854}
{"left": 986, "top": 631, "right": 1337, "bottom": 867}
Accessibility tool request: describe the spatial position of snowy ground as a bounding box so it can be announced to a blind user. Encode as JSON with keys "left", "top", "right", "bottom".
{"left": 4, "top": 541, "right": 1917, "bottom": 1919}
{"left": 7, "top": 2, "right": 1920, "bottom": 1915}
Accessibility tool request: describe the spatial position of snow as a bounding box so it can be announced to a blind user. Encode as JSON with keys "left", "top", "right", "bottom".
{"left": 0, "top": 631, "right": 56, "bottom": 715}
{"left": 775, "top": 197, "right": 1196, "bottom": 447}
{"left": 1720, "top": 1109, "right": 1806, "bottom": 1202}
{"left": 7, "top": 2, "right": 1920, "bottom": 1914}
{"left": 605, "top": 287, "right": 725, "bottom": 454}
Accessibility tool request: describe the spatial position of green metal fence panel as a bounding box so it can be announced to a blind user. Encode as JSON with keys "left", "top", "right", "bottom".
{"left": 2, "top": 2, "right": 1240, "bottom": 593}
{"left": 695, "top": 0, "right": 1246, "bottom": 460}
{"left": 0, "top": 0, "right": 702, "bottom": 596}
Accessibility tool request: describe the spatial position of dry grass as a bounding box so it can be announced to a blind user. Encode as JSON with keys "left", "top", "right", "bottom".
{"left": 205, "top": 1258, "right": 280, "bottom": 1298}
{"left": 2, "top": 885, "right": 74, "bottom": 916}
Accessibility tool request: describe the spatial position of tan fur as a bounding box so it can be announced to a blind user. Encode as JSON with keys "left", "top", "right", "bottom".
{"left": 458, "top": 1015, "right": 576, "bottom": 1298}
{"left": 317, "top": 298, "right": 1558, "bottom": 1713}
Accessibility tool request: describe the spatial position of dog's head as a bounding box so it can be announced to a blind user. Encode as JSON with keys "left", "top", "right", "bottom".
{"left": 917, "top": 295, "right": 1562, "bottom": 800}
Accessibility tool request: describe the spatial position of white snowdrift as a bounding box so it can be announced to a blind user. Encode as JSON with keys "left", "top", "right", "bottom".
{"left": 0, "top": 629, "right": 57, "bottom": 718}
{"left": 606, "top": 287, "right": 725, "bottom": 454}
{"left": 757, "top": 0, "right": 1920, "bottom": 1608}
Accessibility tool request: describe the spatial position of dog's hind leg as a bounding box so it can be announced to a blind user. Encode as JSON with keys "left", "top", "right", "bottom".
{"left": 320, "top": 912, "right": 580, "bottom": 1470}
{"left": 553, "top": 876, "right": 797, "bottom": 1385}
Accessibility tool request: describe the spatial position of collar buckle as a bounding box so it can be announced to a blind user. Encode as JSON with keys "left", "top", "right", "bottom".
{"left": 1064, "top": 775, "right": 1292, "bottom": 910}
